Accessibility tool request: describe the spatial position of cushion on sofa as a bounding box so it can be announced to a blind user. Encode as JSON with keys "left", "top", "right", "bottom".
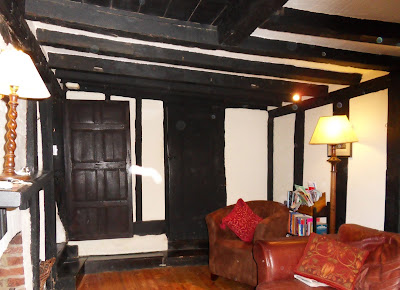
{"left": 294, "top": 233, "right": 369, "bottom": 290}
{"left": 220, "top": 198, "right": 262, "bottom": 242}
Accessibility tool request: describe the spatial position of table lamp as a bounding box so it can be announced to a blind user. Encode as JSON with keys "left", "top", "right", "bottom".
{"left": 0, "top": 45, "right": 50, "bottom": 181}
{"left": 310, "top": 115, "right": 358, "bottom": 233}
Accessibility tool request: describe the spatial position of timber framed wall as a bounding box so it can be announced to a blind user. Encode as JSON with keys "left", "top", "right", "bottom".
{"left": 268, "top": 75, "right": 397, "bottom": 232}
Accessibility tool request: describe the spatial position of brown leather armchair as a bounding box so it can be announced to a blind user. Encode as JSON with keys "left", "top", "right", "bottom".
{"left": 205, "top": 200, "right": 289, "bottom": 286}
{"left": 253, "top": 224, "right": 400, "bottom": 290}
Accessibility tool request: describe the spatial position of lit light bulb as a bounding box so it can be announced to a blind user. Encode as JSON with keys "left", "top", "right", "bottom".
{"left": 292, "top": 94, "right": 301, "bottom": 102}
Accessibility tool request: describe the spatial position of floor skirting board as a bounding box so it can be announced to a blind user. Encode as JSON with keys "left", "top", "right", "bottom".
{"left": 82, "top": 248, "right": 209, "bottom": 274}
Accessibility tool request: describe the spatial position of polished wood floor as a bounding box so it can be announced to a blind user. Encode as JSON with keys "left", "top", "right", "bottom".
{"left": 77, "top": 265, "right": 253, "bottom": 290}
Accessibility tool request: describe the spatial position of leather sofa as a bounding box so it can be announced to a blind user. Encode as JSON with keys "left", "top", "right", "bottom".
{"left": 205, "top": 200, "right": 289, "bottom": 286}
{"left": 253, "top": 224, "right": 400, "bottom": 289}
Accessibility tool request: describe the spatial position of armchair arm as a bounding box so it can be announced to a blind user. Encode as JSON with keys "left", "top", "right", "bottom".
{"left": 253, "top": 211, "right": 288, "bottom": 241}
{"left": 253, "top": 237, "right": 309, "bottom": 283}
{"left": 205, "top": 205, "right": 236, "bottom": 245}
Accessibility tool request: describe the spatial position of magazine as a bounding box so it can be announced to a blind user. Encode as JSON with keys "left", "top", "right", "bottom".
{"left": 294, "top": 275, "right": 329, "bottom": 287}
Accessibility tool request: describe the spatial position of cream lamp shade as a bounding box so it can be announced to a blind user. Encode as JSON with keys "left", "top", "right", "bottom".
{"left": 310, "top": 115, "right": 358, "bottom": 145}
{"left": 0, "top": 45, "right": 50, "bottom": 99}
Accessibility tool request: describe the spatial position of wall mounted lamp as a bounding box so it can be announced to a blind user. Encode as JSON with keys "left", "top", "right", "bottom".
{"left": 310, "top": 115, "right": 358, "bottom": 233}
{"left": 0, "top": 45, "right": 50, "bottom": 181}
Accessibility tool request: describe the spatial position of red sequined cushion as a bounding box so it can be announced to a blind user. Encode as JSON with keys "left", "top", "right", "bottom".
{"left": 294, "top": 233, "right": 369, "bottom": 290}
{"left": 220, "top": 198, "right": 262, "bottom": 243}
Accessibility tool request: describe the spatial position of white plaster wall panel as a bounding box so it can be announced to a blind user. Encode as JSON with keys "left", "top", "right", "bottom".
{"left": 347, "top": 90, "right": 388, "bottom": 230}
{"left": 69, "top": 234, "right": 168, "bottom": 256}
{"left": 303, "top": 104, "right": 332, "bottom": 197}
{"left": 66, "top": 91, "right": 105, "bottom": 100}
{"left": 55, "top": 204, "right": 66, "bottom": 243}
{"left": 225, "top": 108, "right": 268, "bottom": 205}
{"left": 141, "top": 100, "right": 165, "bottom": 221}
{"left": 273, "top": 114, "right": 295, "bottom": 203}
{"left": 110, "top": 95, "right": 136, "bottom": 221}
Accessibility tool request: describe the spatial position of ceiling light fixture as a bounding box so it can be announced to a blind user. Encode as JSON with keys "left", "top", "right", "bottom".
{"left": 292, "top": 94, "right": 301, "bottom": 102}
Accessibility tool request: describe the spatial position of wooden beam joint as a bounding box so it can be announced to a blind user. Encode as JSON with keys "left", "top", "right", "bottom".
{"left": 218, "top": 0, "right": 288, "bottom": 45}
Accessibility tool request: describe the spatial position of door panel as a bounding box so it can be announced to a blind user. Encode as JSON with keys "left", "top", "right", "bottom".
{"left": 167, "top": 102, "right": 226, "bottom": 241}
{"left": 65, "top": 100, "right": 133, "bottom": 240}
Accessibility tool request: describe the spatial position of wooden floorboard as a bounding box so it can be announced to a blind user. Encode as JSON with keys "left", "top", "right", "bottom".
{"left": 77, "top": 265, "right": 253, "bottom": 289}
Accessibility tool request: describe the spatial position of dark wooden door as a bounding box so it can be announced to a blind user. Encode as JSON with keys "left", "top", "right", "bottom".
{"left": 166, "top": 102, "right": 226, "bottom": 241}
{"left": 65, "top": 101, "right": 133, "bottom": 240}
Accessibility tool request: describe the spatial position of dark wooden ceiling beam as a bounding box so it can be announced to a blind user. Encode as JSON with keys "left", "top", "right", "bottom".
{"left": 0, "top": 0, "right": 62, "bottom": 97}
{"left": 25, "top": 0, "right": 218, "bottom": 45}
{"left": 56, "top": 69, "right": 284, "bottom": 107}
{"left": 261, "top": 8, "right": 400, "bottom": 47}
{"left": 236, "top": 37, "right": 399, "bottom": 71}
{"left": 56, "top": 69, "right": 290, "bottom": 102}
{"left": 48, "top": 53, "right": 328, "bottom": 96}
{"left": 217, "top": 0, "right": 288, "bottom": 45}
{"left": 37, "top": 29, "right": 362, "bottom": 85}
{"left": 25, "top": 0, "right": 400, "bottom": 71}
{"left": 269, "top": 75, "right": 391, "bottom": 117}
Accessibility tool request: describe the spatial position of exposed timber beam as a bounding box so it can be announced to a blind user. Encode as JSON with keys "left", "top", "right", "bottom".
{"left": 269, "top": 75, "right": 391, "bottom": 117}
{"left": 218, "top": 0, "right": 288, "bottom": 45}
{"left": 56, "top": 70, "right": 284, "bottom": 107}
{"left": 56, "top": 69, "right": 289, "bottom": 103}
{"left": 261, "top": 8, "right": 400, "bottom": 47}
{"left": 37, "top": 29, "right": 362, "bottom": 85}
{"left": 25, "top": 0, "right": 218, "bottom": 45}
{"left": 0, "top": 0, "right": 62, "bottom": 97}
{"left": 25, "top": 0, "right": 400, "bottom": 71}
{"left": 48, "top": 53, "right": 328, "bottom": 97}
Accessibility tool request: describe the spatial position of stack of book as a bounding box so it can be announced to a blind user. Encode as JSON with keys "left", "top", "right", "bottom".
{"left": 288, "top": 212, "right": 313, "bottom": 236}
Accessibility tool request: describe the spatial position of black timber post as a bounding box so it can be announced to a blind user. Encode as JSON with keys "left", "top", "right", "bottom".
{"left": 163, "top": 101, "right": 170, "bottom": 236}
{"left": 52, "top": 88, "right": 67, "bottom": 231}
{"left": 293, "top": 110, "right": 305, "bottom": 186}
{"left": 30, "top": 192, "right": 40, "bottom": 290}
{"left": 27, "top": 100, "right": 38, "bottom": 173}
{"left": 267, "top": 116, "right": 274, "bottom": 200}
{"left": 26, "top": 100, "right": 40, "bottom": 289}
{"left": 333, "top": 100, "right": 350, "bottom": 232}
{"left": 385, "top": 73, "right": 400, "bottom": 233}
{"left": 135, "top": 98, "right": 143, "bottom": 222}
{"left": 40, "top": 98, "right": 57, "bottom": 288}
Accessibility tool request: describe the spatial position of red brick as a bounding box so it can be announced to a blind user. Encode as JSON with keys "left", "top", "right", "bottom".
{"left": 7, "top": 256, "right": 23, "bottom": 266}
{"left": 4, "top": 245, "right": 23, "bottom": 255}
{"left": 9, "top": 234, "right": 22, "bottom": 245}
{"left": 7, "top": 277, "right": 25, "bottom": 287}
{"left": 0, "top": 267, "right": 24, "bottom": 277}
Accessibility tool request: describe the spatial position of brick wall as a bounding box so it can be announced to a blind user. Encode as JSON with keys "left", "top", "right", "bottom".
{"left": 0, "top": 233, "right": 25, "bottom": 289}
